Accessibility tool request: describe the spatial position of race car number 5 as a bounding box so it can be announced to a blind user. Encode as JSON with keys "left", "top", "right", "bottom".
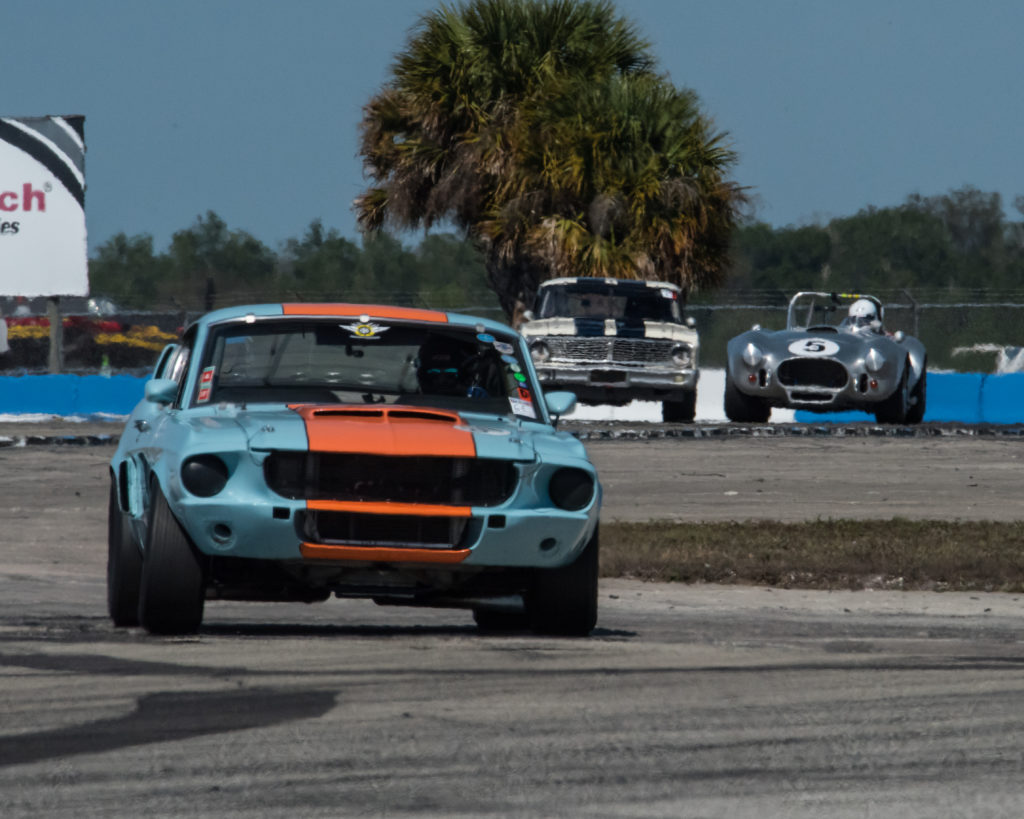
{"left": 788, "top": 338, "right": 839, "bottom": 357}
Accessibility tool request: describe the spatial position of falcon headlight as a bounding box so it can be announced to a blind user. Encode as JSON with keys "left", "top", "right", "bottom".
{"left": 671, "top": 344, "right": 693, "bottom": 367}
{"left": 529, "top": 340, "right": 551, "bottom": 364}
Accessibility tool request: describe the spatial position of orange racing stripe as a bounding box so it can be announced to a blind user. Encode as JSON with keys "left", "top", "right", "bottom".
{"left": 282, "top": 303, "right": 449, "bottom": 322}
{"left": 299, "top": 543, "right": 471, "bottom": 563}
{"left": 307, "top": 500, "right": 472, "bottom": 517}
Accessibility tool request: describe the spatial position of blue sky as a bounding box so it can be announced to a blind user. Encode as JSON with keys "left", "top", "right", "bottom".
{"left": 5, "top": 0, "right": 1023, "bottom": 255}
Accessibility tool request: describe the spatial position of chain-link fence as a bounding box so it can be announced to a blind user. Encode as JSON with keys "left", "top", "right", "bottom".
{"left": 2, "top": 291, "right": 1022, "bottom": 374}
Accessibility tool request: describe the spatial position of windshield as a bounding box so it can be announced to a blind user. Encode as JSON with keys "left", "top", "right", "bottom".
{"left": 537, "top": 283, "right": 682, "bottom": 322}
{"left": 194, "top": 319, "right": 542, "bottom": 420}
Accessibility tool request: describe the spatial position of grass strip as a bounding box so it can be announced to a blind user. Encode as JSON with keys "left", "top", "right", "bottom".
{"left": 601, "top": 519, "right": 1024, "bottom": 592}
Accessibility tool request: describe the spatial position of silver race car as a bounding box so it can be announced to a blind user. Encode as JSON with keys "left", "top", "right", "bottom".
{"left": 724, "top": 291, "right": 927, "bottom": 424}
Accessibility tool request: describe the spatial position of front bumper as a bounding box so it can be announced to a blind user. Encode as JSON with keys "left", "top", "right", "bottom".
{"left": 733, "top": 356, "right": 898, "bottom": 410}
{"left": 162, "top": 461, "right": 599, "bottom": 571}
{"left": 535, "top": 364, "right": 698, "bottom": 404}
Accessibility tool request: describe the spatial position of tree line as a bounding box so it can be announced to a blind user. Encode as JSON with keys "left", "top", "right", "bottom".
{"left": 89, "top": 185, "right": 1024, "bottom": 317}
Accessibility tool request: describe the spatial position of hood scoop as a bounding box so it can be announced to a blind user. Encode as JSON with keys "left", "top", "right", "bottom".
{"left": 308, "top": 407, "right": 459, "bottom": 424}
{"left": 294, "top": 405, "right": 475, "bottom": 457}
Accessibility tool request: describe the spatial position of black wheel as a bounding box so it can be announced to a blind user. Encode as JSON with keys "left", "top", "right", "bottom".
{"left": 724, "top": 372, "right": 770, "bottom": 423}
{"left": 107, "top": 478, "right": 142, "bottom": 627}
{"left": 528, "top": 525, "right": 599, "bottom": 637}
{"left": 905, "top": 363, "right": 927, "bottom": 424}
{"left": 662, "top": 391, "right": 696, "bottom": 423}
{"left": 138, "top": 483, "right": 206, "bottom": 635}
{"left": 473, "top": 608, "right": 531, "bottom": 632}
{"left": 874, "top": 362, "right": 910, "bottom": 424}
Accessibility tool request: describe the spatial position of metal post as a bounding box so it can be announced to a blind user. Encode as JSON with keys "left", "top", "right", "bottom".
{"left": 47, "top": 297, "right": 63, "bottom": 373}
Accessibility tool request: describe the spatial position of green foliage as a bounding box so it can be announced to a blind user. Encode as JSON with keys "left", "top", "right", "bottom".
{"left": 356, "top": 0, "right": 743, "bottom": 317}
{"left": 87, "top": 213, "right": 499, "bottom": 317}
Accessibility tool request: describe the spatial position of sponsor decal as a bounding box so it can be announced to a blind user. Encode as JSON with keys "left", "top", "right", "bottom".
{"left": 476, "top": 332, "right": 495, "bottom": 343}
{"left": 341, "top": 321, "right": 390, "bottom": 339}
{"left": 509, "top": 397, "right": 536, "bottom": 418}
{"left": 513, "top": 372, "right": 527, "bottom": 382}
{"left": 197, "top": 366, "right": 215, "bottom": 402}
{"left": 500, "top": 354, "right": 518, "bottom": 365}
{"left": 788, "top": 338, "right": 840, "bottom": 357}
{"left": 517, "top": 386, "right": 532, "bottom": 402}
{"left": 0, "top": 182, "right": 46, "bottom": 212}
{"left": 493, "top": 341, "right": 514, "bottom": 355}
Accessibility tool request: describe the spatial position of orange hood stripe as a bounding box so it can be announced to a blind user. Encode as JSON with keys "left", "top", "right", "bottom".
{"left": 282, "top": 303, "right": 449, "bottom": 323}
{"left": 293, "top": 406, "right": 476, "bottom": 457}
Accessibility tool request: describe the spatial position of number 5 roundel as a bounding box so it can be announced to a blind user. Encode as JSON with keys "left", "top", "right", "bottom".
{"left": 787, "top": 338, "right": 839, "bottom": 357}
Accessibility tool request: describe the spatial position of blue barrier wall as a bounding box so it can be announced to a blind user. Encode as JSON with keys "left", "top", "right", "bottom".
{"left": 1, "top": 372, "right": 1022, "bottom": 422}
{"left": 0, "top": 375, "right": 146, "bottom": 416}
{"left": 793, "top": 372, "right": 1024, "bottom": 424}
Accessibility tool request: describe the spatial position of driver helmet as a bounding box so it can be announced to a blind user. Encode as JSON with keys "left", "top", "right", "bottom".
{"left": 847, "top": 298, "right": 879, "bottom": 330}
{"left": 417, "top": 335, "right": 469, "bottom": 395}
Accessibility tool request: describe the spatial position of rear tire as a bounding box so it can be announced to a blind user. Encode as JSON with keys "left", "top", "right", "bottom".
{"left": 662, "top": 392, "right": 697, "bottom": 423}
{"left": 107, "top": 478, "right": 142, "bottom": 627}
{"left": 138, "top": 484, "right": 206, "bottom": 635}
{"left": 528, "top": 525, "right": 599, "bottom": 637}
{"left": 724, "top": 372, "right": 770, "bottom": 423}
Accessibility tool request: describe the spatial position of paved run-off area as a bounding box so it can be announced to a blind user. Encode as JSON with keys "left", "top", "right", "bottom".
{"left": 2, "top": 426, "right": 1024, "bottom": 817}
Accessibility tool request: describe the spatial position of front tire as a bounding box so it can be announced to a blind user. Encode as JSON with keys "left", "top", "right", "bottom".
{"left": 662, "top": 391, "right": 697, "bottom": 423}
{"left": 138, "top": 484, "right": 206, "bottom": 635}
{"left": 875, "top": 362, "right": 910, "bottom": 424}
{"left": 905, "top": 362, "right": 927, "bottom": 424}
{"left": 528, "top": 525, "right": 599, "bottom": 637}
{"left": 107, "top": 478, "right": 142, "bottom": 627}
{"left": 724, "top": 372, "right": 771, "bottom": 423}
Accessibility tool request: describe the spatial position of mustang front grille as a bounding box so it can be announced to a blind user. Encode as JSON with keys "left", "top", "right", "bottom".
{"left": 265, "top": 453, "right": 517, "bottom": 507}
{"left": 545, "top": 337, "right": 679, "bottom": 365}
{"left": 299, "top": 510, "right": 470, "bottom": 549}
{"left": 778, "top": 358, "right": 848, "bottom": 389}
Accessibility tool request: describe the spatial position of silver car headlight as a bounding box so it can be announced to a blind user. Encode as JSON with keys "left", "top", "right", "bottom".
{"left": 742, "top": 343, "right": 764, "bottom": 368}
{"left": 865, "top": 347, "right": 886, "bottom": 373}
{"left": 671, "top": 344, "right": 692, "bottom": 367}
{"left": 529, "top": 340, "right": 551, "bottom": 364}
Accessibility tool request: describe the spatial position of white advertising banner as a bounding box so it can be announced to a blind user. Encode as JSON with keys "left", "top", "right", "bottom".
{"left": 0, "top": 116, "right": 87, "bottom": 296}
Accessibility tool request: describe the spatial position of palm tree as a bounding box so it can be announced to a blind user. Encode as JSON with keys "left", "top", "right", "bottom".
{"left": 356, "top": 0, "right": 742, "bottom": 320}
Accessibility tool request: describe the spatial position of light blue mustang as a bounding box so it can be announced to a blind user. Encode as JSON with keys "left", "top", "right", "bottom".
{"left": 108, "top": 303, "right": 601, "bottom": 636}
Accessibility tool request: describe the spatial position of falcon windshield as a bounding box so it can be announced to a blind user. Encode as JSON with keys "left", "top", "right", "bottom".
{"left": 536, "top": 282, "right": 682, "bottom": 323}
{"left": 194, "top": 318, "right": 542, "bottom": 420}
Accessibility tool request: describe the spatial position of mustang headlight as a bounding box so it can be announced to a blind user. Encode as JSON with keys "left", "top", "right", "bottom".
{"left": 742, "top": 343, "right": 764, "bottom": 368}
{"left": 671, "top": 344, "right": 693, "bottom": 367}
{"left": 865, "top": 347, "right": 886, "bottom": 373}
{"left": 548, "top": 468, "right": 596, "bottom": 511}
{"left": 181, "top": 454, "right": 229, "bottom": 497}
{"left": 529, "top": 340, "right": 551, "bottom": 364}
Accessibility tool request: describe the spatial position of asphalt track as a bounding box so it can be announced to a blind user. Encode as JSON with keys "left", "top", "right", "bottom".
{"left": 2, "top": 421, "right": 1024, "bottom": 817}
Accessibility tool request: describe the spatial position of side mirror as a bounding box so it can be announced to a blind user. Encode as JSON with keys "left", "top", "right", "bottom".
{"left": 893, "top": 330, "right": 905, "bottom": 342}
{"left": 145, "top": 378, "right": 178, "bottom": 405}
{"left": 544, "top": 390, "right": 577, "bottom": 425}
{"left": 685, "top": 316, "right": 696, "bottom": 328}
{"left": 521, "top": 310, "right": 535, "bottom": 323}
